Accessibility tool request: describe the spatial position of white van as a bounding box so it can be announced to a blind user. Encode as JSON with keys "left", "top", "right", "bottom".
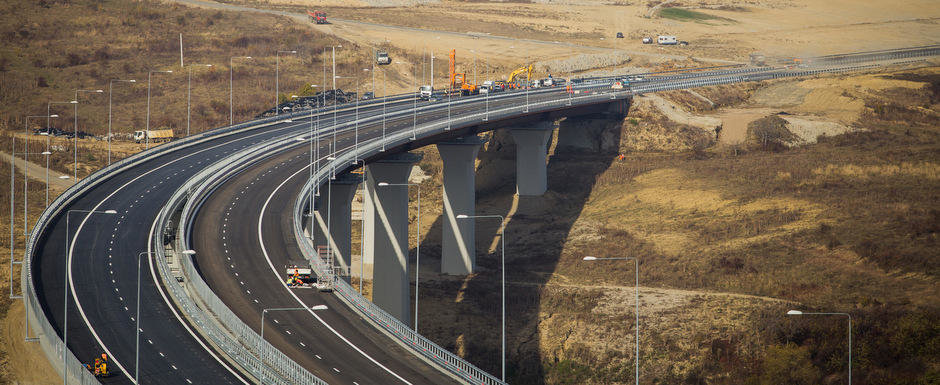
{"left": 657, "top": 35, "right": 678, "bottom": 45}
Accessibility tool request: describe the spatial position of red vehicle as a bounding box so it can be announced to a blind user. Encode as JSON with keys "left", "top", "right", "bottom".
{"left": 307, "top": 10, "right": 327, "bottom": 24}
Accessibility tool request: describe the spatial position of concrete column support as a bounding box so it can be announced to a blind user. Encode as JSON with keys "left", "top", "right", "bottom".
{"left": 437, "top": 137, "right": 484, "bottom": 275}
{"left": 509, "top": 121, "right": 554, "bottom": 196}
{"left": 362, "top": 152, "right": 423, "bottom": 324}
{"left": 312, "top": 175, "right": 360, "bottom": 279}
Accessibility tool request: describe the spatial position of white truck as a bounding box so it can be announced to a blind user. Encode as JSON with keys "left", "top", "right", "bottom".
{"left": 376, "top": 51, "right": 391, "bottom": 65}
{"left": 657, "top": 35, "right": 678, "bottom": 45}
{"left": 419, "top": 85, "right": 433, "bottom": 100}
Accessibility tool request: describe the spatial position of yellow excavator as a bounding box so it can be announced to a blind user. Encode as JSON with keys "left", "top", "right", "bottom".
{"left": 507, "top": 65, "right": 533, "bottom": 89}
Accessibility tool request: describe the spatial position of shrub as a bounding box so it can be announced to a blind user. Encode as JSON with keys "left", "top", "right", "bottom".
{"left": 746, "top": 115, "right": 799, "bottom": 151}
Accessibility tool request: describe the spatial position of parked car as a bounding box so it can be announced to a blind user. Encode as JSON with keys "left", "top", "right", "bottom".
{"left": 610, "top": 81, "right": 624, "bottom": 90}
{"left": 361, "top": 92, "right": 374, "bottom": 100}
{"left": 616, "top": 32, "right": 624, "bottom": 38}
{"left": 642, "top": 37, "right": 653, "bottom": 44}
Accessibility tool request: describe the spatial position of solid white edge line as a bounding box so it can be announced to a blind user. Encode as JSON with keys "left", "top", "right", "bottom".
{"left": 256, "top": 150, "right": 414, "bottom": 385}
{"left": 65, "top": 122, "right": 304, "bottom": 383}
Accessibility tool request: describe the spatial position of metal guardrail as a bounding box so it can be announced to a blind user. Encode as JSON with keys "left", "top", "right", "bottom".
{"left": 152, "top": 132, "right": 328, "bottom": 384}
{"left": 292, "top": 88, "right": 632, "bottom": 385}
{"left": 22, "top": 107, "right": 314, "bottom": 384}
{"left": 25, "top": 46, "right": 936, "bottom": 384}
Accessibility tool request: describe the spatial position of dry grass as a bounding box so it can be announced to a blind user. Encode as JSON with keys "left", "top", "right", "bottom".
{"left": 0, "top": 0, "right": 385, "bottom": 179}
{"left": 405, "top": 71, "right": 940, "bottom": 384}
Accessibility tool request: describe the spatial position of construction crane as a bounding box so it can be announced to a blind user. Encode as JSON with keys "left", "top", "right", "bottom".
{"left": 449, "top": 49, "right": 478, "bottom": 95}
{"left": 507, "top": 64, "right": 533, "bottom": 89}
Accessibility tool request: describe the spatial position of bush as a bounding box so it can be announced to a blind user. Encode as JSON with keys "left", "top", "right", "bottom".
{"left": 757, "top": 345, "right": 821, "bottom": 384}
{"left": 746, "top": 115, "right": 799, "bottom": 151}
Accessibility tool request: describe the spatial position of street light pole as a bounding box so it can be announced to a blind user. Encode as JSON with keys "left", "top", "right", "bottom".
{"left": 108, "top": 79, "right": 135, "bottom": 165}
{"left": 261, "top": 305, "right": 328, "bottom": 341}
{"left": 456, "top": 213, "right": 506, "bottom": 382}
{"left": 187, "top": 64, "right": 211, "bottom": 137}
{"left": 378, "top": 182, "right": 421, "bottom": 331}
{"left": 63, "top": 209, "right": 116, "bottom": 385}
{"left": 73, "top": 89, "right": 103, "bottom": 179}
{"left": 230, "top": 56, "right": 253, "bottom": 126}
{"left": 787, "top": 310, "right": 853, "bottom": 384}
{"left": 45, "top": 101, "right": 74, "bottom": 205}
{"left": 146, "top": 71, "right": 172, "bottom": 150}
{"left": 275, "top": 50, "right": 298, "bottom": 115}
{"left": 582, "top": 256, "right": 639, "bottom": 385}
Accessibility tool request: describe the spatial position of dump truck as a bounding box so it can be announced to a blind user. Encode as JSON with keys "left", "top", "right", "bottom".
{"left": 307, "top": 10, "right": 327, "bottom": 24}
{"left": 134, "top": 129, "right": 174, "bottom": 143}
{"left": 376, "top": 51, "right": 391, "bottom": 65}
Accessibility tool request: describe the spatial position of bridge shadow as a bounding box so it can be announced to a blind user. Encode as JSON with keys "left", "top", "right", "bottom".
{"left": 412, "top": 115, "right": 623, "bottom": 384}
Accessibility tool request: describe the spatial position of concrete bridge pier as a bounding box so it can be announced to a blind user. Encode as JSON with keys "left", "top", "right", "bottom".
{"left": 312, "top": 175, "right": 360, "bottom": 280}
{"left": 509, "top": 121, "right": 554, "bottom": 196}
{"left": 363, "top": 152, "right": 423, "bottom": 324}
{"left": 437, "top": 136, "right": 484, "bottom": 275}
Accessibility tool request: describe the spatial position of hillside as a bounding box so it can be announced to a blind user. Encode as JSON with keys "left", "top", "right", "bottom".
{"left": 396, "top": 67, "right": 940, "bottom": 384}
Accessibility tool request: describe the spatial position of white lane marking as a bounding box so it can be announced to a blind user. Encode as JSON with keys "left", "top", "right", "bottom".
{"left": 66, "top": 121, "right": 304, "bottom": 383}
{"left": 258, "top": 159, "right": 413, "bottom": 384}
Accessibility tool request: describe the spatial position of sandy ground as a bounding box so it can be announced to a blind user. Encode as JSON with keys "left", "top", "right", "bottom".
{"left": 712, "top": 108, "right": 777, "bottom": 144}
{"left": 227, "top": 0, "right": 940, "bottom": 63}
{"left": 1, "top": 302, "right": 60, "bottom": 384}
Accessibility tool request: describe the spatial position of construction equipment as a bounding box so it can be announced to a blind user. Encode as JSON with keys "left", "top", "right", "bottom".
{"left": 448, "top": 49, "right": 478, "bottom": 95}
{"left": 506, "top": 64, "right": 532, "bottom": 89}
{"left": 134, "top": 129, "right": 174, "bottom": 143}
{"left": 86, "top": 353, "right": 111, "bottom": 377}
{"left": 307, "top": 10, "right": 327, "bottom": 24}
{"left": 285, "top": 262, "right": 315, "bottom": 288}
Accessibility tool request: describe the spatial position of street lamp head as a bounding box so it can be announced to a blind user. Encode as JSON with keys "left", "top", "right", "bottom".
{"left": 165, "top": 70, "right": 173, "bottom": 73}
{"left": 246, "top": 56, "right": 253, "bottom": 59}
{"left": 787, "top": 310, "right": 803, "bottom": 315}
{"left": 291, "top": 95, "right": 299, "bottom": 98}
{"left": 49, "top": 114, "right": 59, "bottom": 118}
{"left": 128, "top": 79, "right": 137, "bottom": 83}
{"left": 456, "top": 214, "right": 469, "bottom": 219}
{"left": 582, "top": 256, "right": 598, "bottom": 261}
{"left": 69, "top": 100, "right": 78, "bottom": 104}
{"left": 295, "top": 136, "right": 306, "bottom": 141}
{"left": 326, "top": 156, "right": 336, "bottom": 161}
{"left": 103, "top": 210, "right": 118, "bottom": 214}
{"left": 282, "top": 107, "right": 291, "bottom": 110}
{"left": 290, "top": 50, "right": 297, "bottom": 53}
{"left": 377, "top": 182, "right": 389, "bottom": 186}
{"left": 58, "top": 175, "right": 70, "bottom": 179}
{"left": 94, "top": 89, "right": 104, "bottom": 93}
{"left": 311, "top": 305, "right": 328, "bottom": 311}
{"left": 41, "top": 151, "right": 51, "bottom": 155}
{"left": 182, "top": 250, "right": 197, "bottom": 255}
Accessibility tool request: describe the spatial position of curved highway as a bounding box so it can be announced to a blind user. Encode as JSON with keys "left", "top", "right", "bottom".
{"left": 27, "top": 45, "right": 935, "bottom": 385}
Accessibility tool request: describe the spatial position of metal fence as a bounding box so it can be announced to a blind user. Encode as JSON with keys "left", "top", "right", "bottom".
{"left": 291, "top": 88, "right": 633, "bottom": 385}
{"left": 24, "top": 46, "right": 936, "bottom": 384}
{"left": 154, "top": 133, "right": 329, "bottom": 384}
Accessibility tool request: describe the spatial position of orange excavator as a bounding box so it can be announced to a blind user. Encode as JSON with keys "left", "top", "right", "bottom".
{"left": 449, "top": 50, "right": 478, "bottom": 96}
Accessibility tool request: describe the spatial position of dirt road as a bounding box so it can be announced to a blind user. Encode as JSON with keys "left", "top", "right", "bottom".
{"left": 0, "top": 151, "right": 73, "bottom": 190}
